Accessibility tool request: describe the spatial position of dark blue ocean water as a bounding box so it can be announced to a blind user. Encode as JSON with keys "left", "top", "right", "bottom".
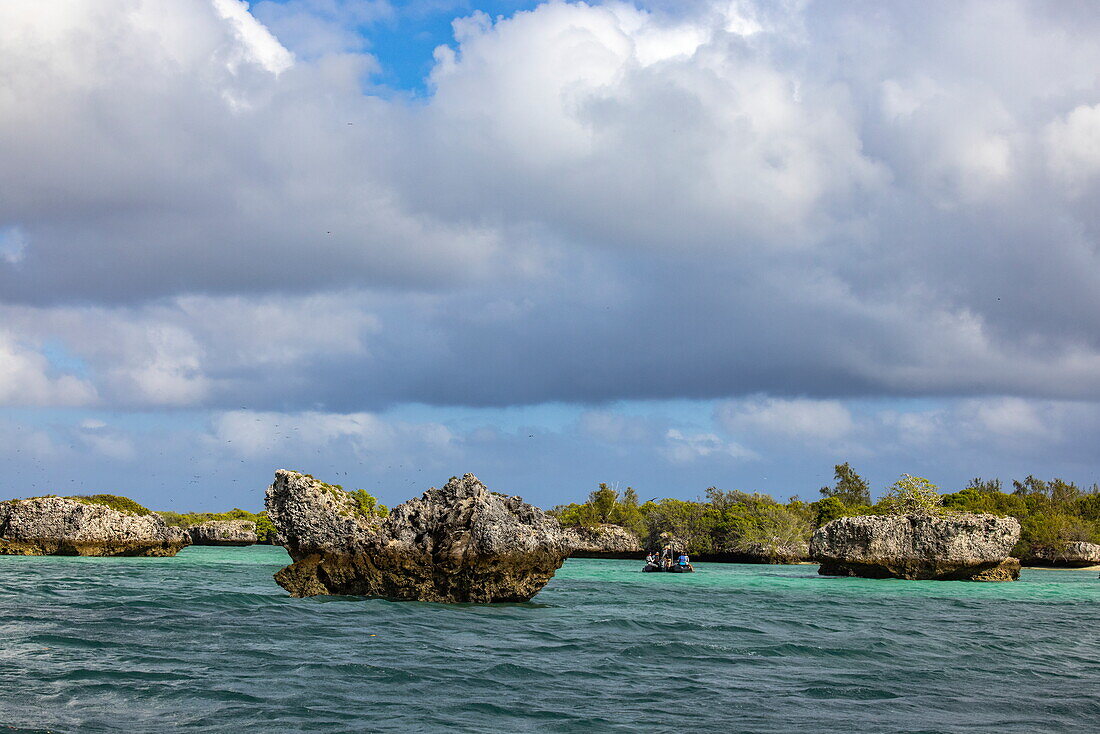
{"left": 0, "top": 546, "right": 1097, "bottom": 733}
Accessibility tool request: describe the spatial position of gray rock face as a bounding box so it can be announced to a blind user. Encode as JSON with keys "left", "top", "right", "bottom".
{"left": 736, "top": 541, "right": 810, "bottom": 565}
{"left": 564, "top": 524, "right": 643, "bottom": 558}
{"left": 811, "top": 513, "right": 1021, "bottom": 581}
{"left": 266, "top": 470, "right": 570, "bottom": 602}
{"left": 669, "top": 542, "right": 808, "bottom": 564}
{"left": 0, "top": 497, "right": 190, "bottom": 556}
{"left": 188, "top": 520, "right": 257, "bottom": 546}
{"left": 1027, "top": 541, "right": 1100, "bottom": 567}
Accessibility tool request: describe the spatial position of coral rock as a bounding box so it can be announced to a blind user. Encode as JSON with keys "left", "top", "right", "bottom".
{"left": 266, "top": 470, "right": 570, "bottom": 602}
{"left": 188, "top": 520, "right": 257, "bottom": 546}
{"left": 1026, "top": 541, "right": 1100, "bottom": 568}
{"left": 733, "top": 541, "right": 810, "bottom": 565}
{"left": 563, "top": 524, "right": 643, "bottom": 559}
{"left": 0, "top": 496, "right": 189, "bottom": 557}
{"left": 811, "top": 513, "right": 1020, "bottom": 581}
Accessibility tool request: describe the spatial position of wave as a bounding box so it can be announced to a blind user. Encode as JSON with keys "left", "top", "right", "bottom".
{"left": 0, "top": 553, "right": 1097, "bottom": 733}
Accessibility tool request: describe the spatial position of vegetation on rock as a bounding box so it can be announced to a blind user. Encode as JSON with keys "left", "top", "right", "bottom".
{"left": 0, "top": 495, "right": 189, "bottom": 557}
{"left": 551, "top": 484, "right": 812, "bottom": 557}
{"left": 819, "top": 463, "right": 872, "bottom": 507}
{"left": 17, "top": 463, "right": 1097, "bottom": 566}
{"left": 880, "top": 475, "right": 945, "bottom": 516}
{"left": 295, "top": 474, "right": 390, "bottom": 522}
{"left": 551, "top": 465, "right": 1100, "bottom": 564}
{"left": 349, "top": 489, "right": 389, "bottom": 520}
{"left": 552, "top": 483, "right": 645, "bottom": 537}
{"left": 70, "top": 494, "right": 153, "bottom": 516}
{"left": 157, "top": 508, "right": 277, "bottom": 543}
{"left": 942, "top": 476, "right": 1100, "bottom": 560}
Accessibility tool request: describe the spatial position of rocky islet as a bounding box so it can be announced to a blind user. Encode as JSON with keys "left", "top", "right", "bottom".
{"left": 563, "top": 523, "right": 644, "bottom": 558}
{"left": 187, "top": 519, "right": 258, "bottom": 546}
{"left": 810, "top": 513, "right": 1022, "bottom": 581}
{"left": 1024, "top": 541, "right": 1100, "bottom": 568}
{"left": 0, "top": 496, "right": 189, "bottom": 557}
{"left": 266, "top": 470, "right": 571, "bottom": 602}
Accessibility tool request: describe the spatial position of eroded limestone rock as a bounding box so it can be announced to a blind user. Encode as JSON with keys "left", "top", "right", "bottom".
{"left": 735, "top": 541, "right": 810, "bottom": 565}
{"left": 810, "top": 513, "right": 1020, "bottom": 581}
{"left": 266, "top": 470, "right": 570, "bottom": 602}
{"left": 0, "top": 496, "right": 189, "bottom": 557}
{"left": 1026, "top": 541, "right": 1100, "bottom": 568}
{"left": 188, "top": 520, "right": 257, "bottom": 546}
{"left": 563, "top": 524, "right": 643, "bottom": 559}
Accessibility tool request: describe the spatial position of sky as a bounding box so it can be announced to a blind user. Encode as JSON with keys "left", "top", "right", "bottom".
{"left": 2, "top": 0, "right": 1100, "bottom": 511}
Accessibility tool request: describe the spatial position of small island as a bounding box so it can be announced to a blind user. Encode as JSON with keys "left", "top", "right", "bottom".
{"left": 0, "top": 494, "right": 189, "bottom": 557}
{"left": 0, "top": 493, "right": 283, "bottom": 556}
{"left": 810, "top": 475, "right": 1022, "bottom": 581}
{"left": 812, "top": 513, "right": 1022, "bottom": 581}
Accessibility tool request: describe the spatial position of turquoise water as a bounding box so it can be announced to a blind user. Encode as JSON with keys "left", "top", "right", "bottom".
{"left": 1, "top": 547, "right": 1097, "bottom": 733}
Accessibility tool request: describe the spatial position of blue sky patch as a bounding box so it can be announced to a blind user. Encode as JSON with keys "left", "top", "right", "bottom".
{"left": 254, "top": 0, "right": 544, "bottom": 92}
{"left": 40, "top": 339, "right": 92, "bottom": 379}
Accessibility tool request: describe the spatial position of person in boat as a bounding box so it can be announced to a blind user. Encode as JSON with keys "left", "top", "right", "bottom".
{"left": 677, "top": 551, "right": 694, "bottom": 572}
{"left": 661, "top": 546, "right": 673, "bottom": 570}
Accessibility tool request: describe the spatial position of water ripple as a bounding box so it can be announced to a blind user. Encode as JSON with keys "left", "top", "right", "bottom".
{"left": 0, "top": 548, "right": 1098, "bottom": 733}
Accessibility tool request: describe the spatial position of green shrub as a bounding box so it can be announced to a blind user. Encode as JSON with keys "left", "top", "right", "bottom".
{"left": 254, "top": 512, "right": 278, "bottom": 543}
{"left": 811, "top": 496, "right": 847, "bottom": 527}
{"left": 349, "top": 489, "right": 389, "bottom": 519}
{"left": 157, "top": 508, "right": 257, "bottom": 527}
{"left": 879, "top": 475, "right": 945, "bottom": 516}
{"left": 549, "top": 483, "right": 645, "bottom": 537}
{"left": 819, "top": 463, "right": 872, "bottom": 506}
{"left": 734, "top": 505, "right": 811, "bottom": 554}
{"left": 551, "top": 502, "right": 599, "bottom": 529}
{"left": 72, "top": 494, "right": 153, "bottom": 516}
{"left": 156, "top": 507, "right": 278, "bottom": 543}
{"left": 550, "top": 468, "right": 1100, "bottom": 561}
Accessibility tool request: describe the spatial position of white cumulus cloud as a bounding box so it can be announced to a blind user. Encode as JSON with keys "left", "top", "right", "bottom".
{"left": 716, "top": 397, "right": 855, "bottom": 443}
{"left": 0, "top": 333, "right": 97, "bottom": 408}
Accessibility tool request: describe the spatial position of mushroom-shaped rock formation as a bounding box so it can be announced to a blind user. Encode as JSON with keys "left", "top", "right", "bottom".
{"left": 266, "top": 470, "right": 570, "bottom": 602}
{"left": 810, "top": 513, "right": 1021, "bottom": 581}
{"left": 188, "top": 520, "right": 257, "bottom": 546}
{"left": 1026, "top": 541, "right": 1100, "bottom": 568}
{"left": 563, "top": 524, "right": 643, "bottom": 559}
{"left": 0, "top": 496, "right": 190, "bottom": 556}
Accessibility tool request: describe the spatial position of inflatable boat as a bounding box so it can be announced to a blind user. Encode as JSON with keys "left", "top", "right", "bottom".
{"left": 642, "top": 562, "right": 694, "bottom": 573}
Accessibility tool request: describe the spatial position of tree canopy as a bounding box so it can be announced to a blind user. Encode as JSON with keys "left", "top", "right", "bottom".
{"left": 819, "top": 463, "right": 872, "bottom": 506}
{"left": 552, "top": 467, "right": 1100, "bottom": 560}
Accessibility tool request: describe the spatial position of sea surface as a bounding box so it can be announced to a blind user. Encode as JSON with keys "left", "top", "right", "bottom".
{"left": 0, "top": 547, "right": 1097, "bottom": 733}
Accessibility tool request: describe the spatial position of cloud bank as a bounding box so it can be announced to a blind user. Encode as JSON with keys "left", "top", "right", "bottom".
{"left": 2, "top": 0, "right": 1100, "bottom": 505}
{"left": 3, "top": 0, "right": 1100, "bottom": 411}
